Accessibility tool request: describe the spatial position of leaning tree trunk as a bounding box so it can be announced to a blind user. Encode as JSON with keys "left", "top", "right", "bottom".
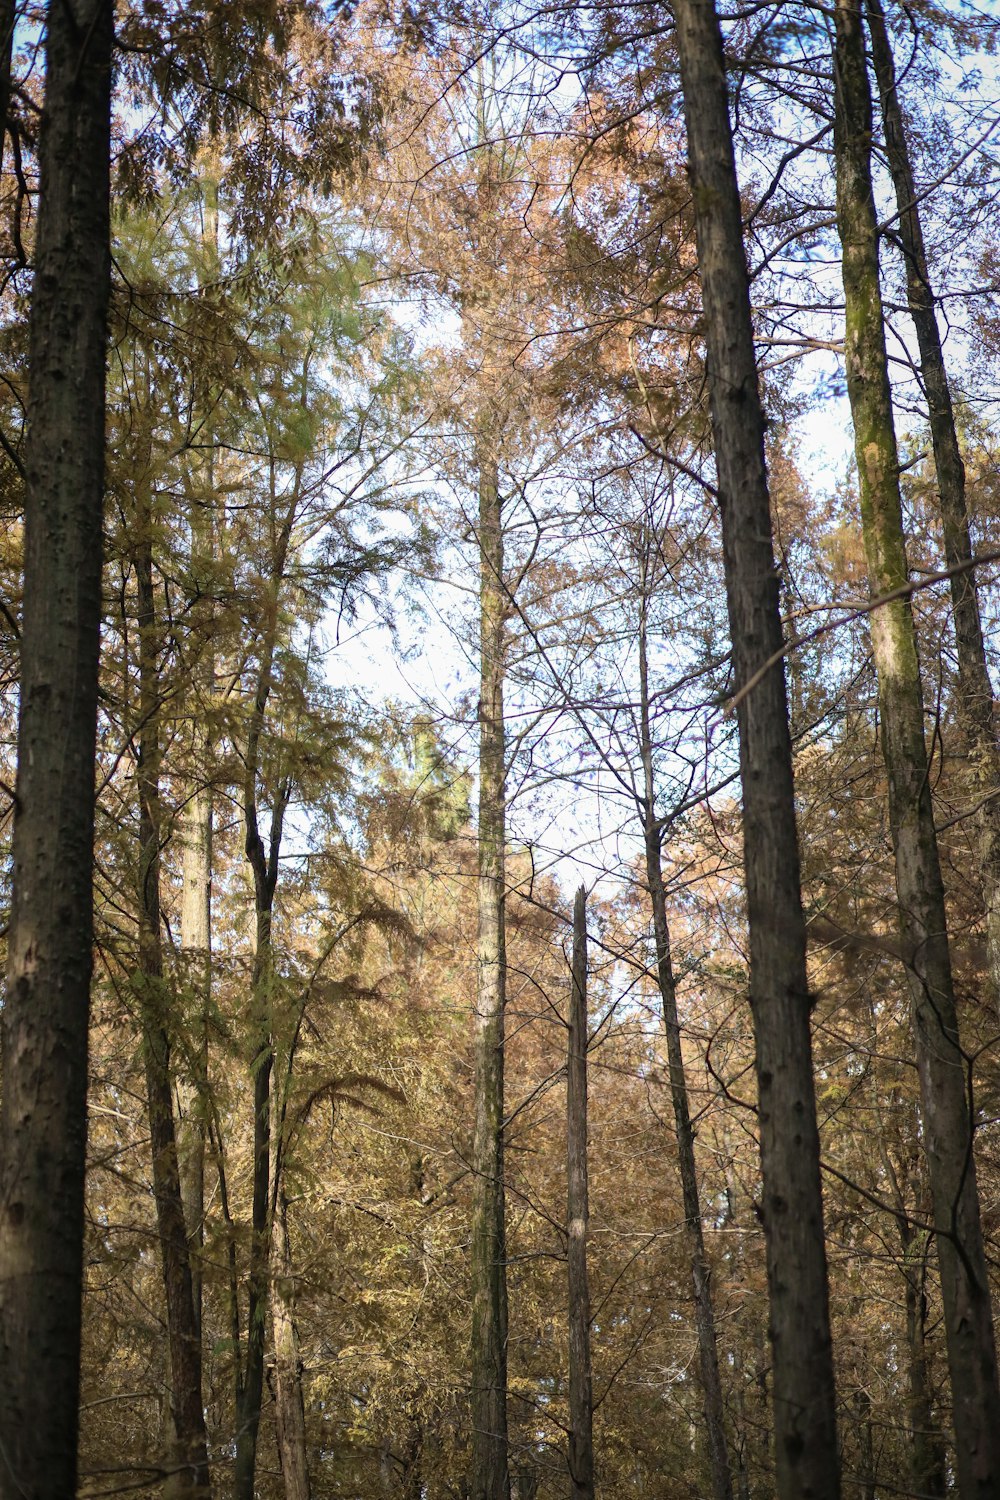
{"left": 470, "top": 449, "right": 510, "bottom": 1500}
{"left": 637, "top": 561, "right": 732, "bottom": 1500}
{"left": 566, "top": 888, "right": 595, "bottom": 1500}
{"left": 0, "top": 5, "right": 113, "bottom": 1499}
{"left": 833, "top": 5, "right": 1000, "bottom": 1493}
{"left": 865, "top": 0, "right": 1000, "bottom": 1014}
{"left": 134, "top": 474, "right": 212, "bottom": 1498}
{"left": 670, "top": 4, "right": 841, "bottom": 1497}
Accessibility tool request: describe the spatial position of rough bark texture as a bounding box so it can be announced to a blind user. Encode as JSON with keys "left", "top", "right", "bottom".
{"left": 670, "top": 4, "right": 840, "bottom": 1496}
{"left": 0, "top": 5, "right": 113, "bottom": 1497}
{"left": 638, "top": 579, "right": 732, "bottom": 1500}
{"left": 566, "top": 888, "right": 595, "bottom": 1500}
{"left": 470, "top": 451, "right": 510, "bottom": 1500}
{"left": 865, "top": 0, "right": 1000, "bottom": 1014}
{"left": 272, "top": 1194, "right": 311, "bottom": 1500}
{"left": 135, "top": 503, "right": 212, "bottom": 1499}
{"left": 833, "top": 5, "right": 1000, "bottom": 1492}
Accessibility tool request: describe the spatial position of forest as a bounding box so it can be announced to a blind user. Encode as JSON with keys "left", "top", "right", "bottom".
{"left": 3, "top": 1, "right": 1000, "bottom": 1498}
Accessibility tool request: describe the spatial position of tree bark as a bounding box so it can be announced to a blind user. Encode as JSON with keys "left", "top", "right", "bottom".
{"left": 470, "top": 450, "right": 510, "bottom": 1500}
{"left": 566, "top": 887, "right": 595, "bottom": 1500}
{"left": 670, "top": 5, "right": 841, "bottom": 1497}
{"left": 272, "top": 1193, "right": 311, "bottom": 1500}
{"left": 637, "top": 561, "right": 732, "bottom": 1500}
{"left": 0, "top": 5, "right": 113, "bottom": 1498}
{"left": 134, "top": 482, "right": 212, "bottom": 1498}
{"left": 832, "top": 5, "right": 1000, "bottom": 1492}
{"left": 864, "top": 0, "right": 1000, "bottom": 1014}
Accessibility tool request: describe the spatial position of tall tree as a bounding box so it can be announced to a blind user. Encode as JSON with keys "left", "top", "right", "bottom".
{"left": 131, "top": 421, "right": 212, "bottom": 1498}
{"left": 0, "top": 3, "right": 114, "bottom": 1498}
{"left": 637, "top": 526, "right": 732, "bottom": 1500}
{"left": 864, "top": 0, "right": 1000, "bottom": 1014}
{"left": 669, "top": 3, "right": 841, "bottom": 1496}
{"left": 470, "top": 441, "right": 511, "bottom": 1500}
{"left": 566, "top": 887, "right": 594, "bottom": 1500}
{"left": 831, "top": 3, "right": 1000, "bottom": 1492}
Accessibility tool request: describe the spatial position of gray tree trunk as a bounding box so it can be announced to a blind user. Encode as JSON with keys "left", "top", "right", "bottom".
{"left": 0, "top": 5, "right": 113, "bottom": 1497}
{"left": 470, "top": 451, "right": 510, "bottom": 1500}
{"left": 670, "top": 4, "right": 841, "bottom": 1496}
{"left": 637, "top": 565, "right": 732, "bottom": 1500}
{"left": 566, "top": 888, "right": 595, "bottom": 1500}
{"left": 865, "top": 0, "right": 1000, "bottom": 1014}
{"left": 832, "top": 4, "right": 1000, "bottom": 1492}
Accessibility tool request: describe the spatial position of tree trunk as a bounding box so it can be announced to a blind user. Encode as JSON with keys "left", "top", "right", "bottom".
{"left": 637, "top": 566, "right": 732, "bottom": 1500}
{"left": 0, "top": 5, "right": 113, "bottom": 1498}
{"left": 566, "top": 888, "right": 595, "bottom": 1500}
{"left": 470, "top": 450, "right": 510, "bottom": 1500}
{"left": 134, "top": 486, "right": 212, "bottom": 1498}
{"left": 0, "top": 0, "right": 13, "bottom": 182}
{"left": 234, "top": 569, "right": 291, "bottom": 1500}
{"left": 176, "top": 165, "right": 221, "bottom": 1341}
{"left": 865, "top": 0, "right": 1000, "bottom": 1014}
{"left": 272, "top": 1193, "right": 311, "bottom": 1500}
{"left": 902, "top": 1226, "right": 947, "bottom": 1499}
{"left": 178, "top": 758, "right": 211, "bottom": 1341}
{"left": 832, "top": 5, "right": 1000, "bottom": 1492}
{"left": 670, "top": 5, "right": 841, "bottom": 1497}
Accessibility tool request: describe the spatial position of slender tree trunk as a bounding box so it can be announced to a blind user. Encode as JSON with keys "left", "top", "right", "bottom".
{"left": 670, "top": 5, "right": 840, "bottom": 1496}
{"left": 176, "top": 166, "right": 221, "bottom": 1339}
{"left": 0, "top": 6, "right": 113, "bottom": 1498}
{"left": 178, "top": 761, "right": 211, "bottom": 1340}
{"left": 0, "top": 0, "right": 13, "bottom": 182}
{"left": 134, "top": 486, "right": 212, "bottom": 1498}
{"left": 566, "top": 888, "right": 595, "bottom": 1500}
{"left": 902, "top": 1227, "right": 947, "bottom": 1499}
{"left": 272, "top": 1193, "right": 311, "bottom": 1500}
{"left": 637, "top": 569, "right": 732, "bottom": 1500}
{"left": 470, "top": 450, "right": 510, "bottom": 1500}
{"left": 832, "top": 5, "right": 1000, "bottom": 1492}
{"left": 177, "top": 481, "right": 216, "bottom": 1341}
{"left": 865, "top": 0, "right": 1000, "bottom": 1013}
{"left": 234, "top": 563, "right": 291, "bottom": 1500}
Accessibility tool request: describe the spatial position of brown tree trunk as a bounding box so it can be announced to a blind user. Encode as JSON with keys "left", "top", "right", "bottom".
{"left": 637, "top": 565, "right": 732, "bottom": 1500}
{"left": 470, "top": 450, "right": 510, "bottom": 1500}
{"left": 272, "top": 1193, "right": 311, "bottom": 1500}
{"left": 566, "top": 887, "right": 595, "bottom": 1500}
{"left": 0, "top": 5, "right": 113, "bottom": 1497}
{"left": 670, "top": 4, "right": 841, "bottom": 1496}
{"left": 134, "top": 486, "right": 212, "bottom": 1498}
{"left": 865, "top": 0, "right": 1000, "bottom": 1013}
{"left": 832, "top": 5, "right": 1000, "bottom": 1493}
